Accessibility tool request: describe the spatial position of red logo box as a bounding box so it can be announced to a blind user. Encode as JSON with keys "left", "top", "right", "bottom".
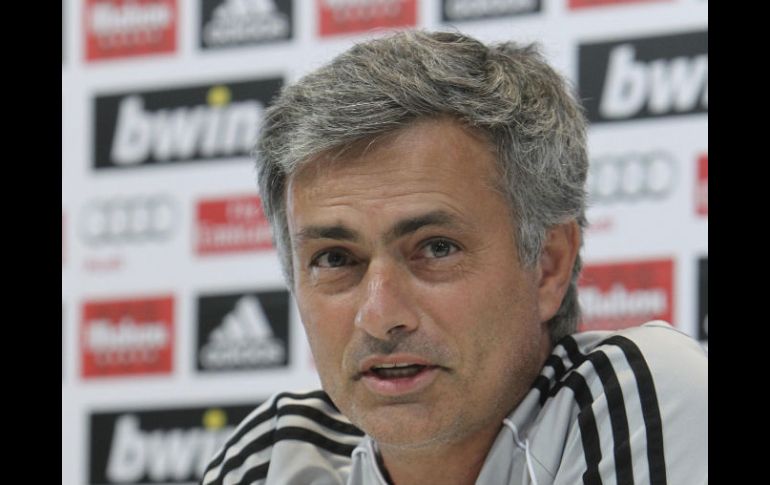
{"left": 318, "top": 0, "right": 417, "bottom": 37}
{"left": 84, "top": 0, "right": 177, "bottom": 62}
{"left": 81, "top": 295, "right": 174, "bottom": 378}
{"left": 195, "top": 195, "right": 273, "bottom": 255}
{"left": 578, "top": 259, "right": 673, "bottom": 332}
{"left": 696, "top": 154, "right": 708, "bottom": 216}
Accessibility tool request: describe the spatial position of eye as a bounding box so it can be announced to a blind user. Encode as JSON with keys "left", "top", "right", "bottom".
{"left": 311, "top": 249, "right": 353, "bottom": 268}
{"left": 419, "top": 239, "right": 460, "bottom": 259}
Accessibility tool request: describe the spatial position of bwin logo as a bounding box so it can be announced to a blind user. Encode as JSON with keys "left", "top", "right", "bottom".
{"left": 199, "top": 295, "right": 285, "bottom": 369}
{"left": 600, "top": 44, "right": 708, "bottom": 120}
{"left": 111, "top": 89, "right": 262, "bottom": 165}
{"left": 105, "top": 415, "right": 233, "bottom": 483}
{"left": 578, "top": 31, "right": 708, "bottom": 123}
{"left": 94, "top": 79, "right": 283, "bottom": 169}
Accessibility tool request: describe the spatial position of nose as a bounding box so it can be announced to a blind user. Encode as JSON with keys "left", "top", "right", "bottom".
{"left": 354, "top": 260, "right": 419, "bottom": 340}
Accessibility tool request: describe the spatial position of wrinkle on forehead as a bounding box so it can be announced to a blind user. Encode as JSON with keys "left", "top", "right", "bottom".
{"left": 288, "top": 117, "right": 505, "bottom": 201}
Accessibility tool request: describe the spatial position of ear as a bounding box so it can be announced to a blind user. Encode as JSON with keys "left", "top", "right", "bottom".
{"left": 536, "top": 220, "right": 581, "bottom": 324}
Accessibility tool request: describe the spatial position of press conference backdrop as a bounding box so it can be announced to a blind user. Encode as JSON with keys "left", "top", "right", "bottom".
{"left": 61, "top": 1, "right": 708, "bottom": 484}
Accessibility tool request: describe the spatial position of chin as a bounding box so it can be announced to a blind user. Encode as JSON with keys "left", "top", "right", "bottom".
{"left": 370, "top": 426, "right": 447, "bottom": 450}
{"left": 354, "top": 404, "right": 463, "bottom": 450}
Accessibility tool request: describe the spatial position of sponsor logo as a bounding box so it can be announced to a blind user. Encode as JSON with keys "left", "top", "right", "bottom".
{"left": 569, "top": 0, "right": 667, "bottom": 8}
{"left": 93, "top": 78, "right": 283, "bottom": 169}
{"left": 588, "top": 151, "right": 677, "bottom": 205}
{"left": 200, "top": 0, "right": 292, "bottom": 49}
{"left": 79, "top": 195, "right": 177, "bottom": 246}
{"left": 441, "top": 0, "right": 540, "bottom": 22}
{"left": 318, "top": 0, "right": 417, "bottom": 37}
{"left": 89, "top": 404, "right": 258, "bottom": 484}
{"left": 578, "top": 31, "right": 708, "bottom": 123}
{"left": 84, "top": 0, "right": 177, "bottom": 62}
{"left": 698, "top": 257, "right": 707, "bottom": 347}
{"left": 197, "top": 290, "right": 289, "bottom": 371}
{"left": 195, "top": 195, "right": 273, "bottom": 255}
{"left": 578, "top": 259, "right": 673, "bottom": 331}
{"left": 696, "top": 154, "right": 708, "bottom": 216}
{"left": 81, "top": 295, "right": 174, "bottom": 378}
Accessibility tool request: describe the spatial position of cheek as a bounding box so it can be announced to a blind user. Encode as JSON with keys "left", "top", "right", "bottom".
{"left": 459, "top": 274, "right": 541, "bottom": 365}
{"left": 298, "top": 296, "right": 353, "bottom": 375}
{"left": 302, "top": 318, "right": 342, "bottom": 397}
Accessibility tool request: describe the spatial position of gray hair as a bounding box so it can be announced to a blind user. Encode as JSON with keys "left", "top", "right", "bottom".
{"left": 256, "top": 30, "right": 589, "bottom": 344}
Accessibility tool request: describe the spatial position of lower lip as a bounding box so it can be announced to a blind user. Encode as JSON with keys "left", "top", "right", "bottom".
{"left": 361, "top": 366, "right": 441, "bottom": 397}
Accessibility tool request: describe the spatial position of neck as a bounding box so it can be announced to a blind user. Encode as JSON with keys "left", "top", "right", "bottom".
{"left": 375, "top": 421, "right": 502, "bottom": 485}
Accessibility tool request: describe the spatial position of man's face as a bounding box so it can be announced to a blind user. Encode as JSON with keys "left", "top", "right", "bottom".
{"left": 286, "top": 118, "right": 552, "bottom": 450}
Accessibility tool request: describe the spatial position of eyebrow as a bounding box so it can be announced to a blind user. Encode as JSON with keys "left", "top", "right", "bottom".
{"left": 292, "top": 210, "right": 466, "bottom": 247}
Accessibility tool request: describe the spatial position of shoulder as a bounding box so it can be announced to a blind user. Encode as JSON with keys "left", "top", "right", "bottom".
{"left": 577, "top": 321, "right": 708, "bottom": 416}
{"left": 573, "top": 320, "right": 707, "bottom": 388}
{"left": 201, "top": 389, "right": 365, "bottom": 485}
{"left": 533, "top": 322, "right": 707, "bottom": 484}
{"left": 549, "top": 322, "right": 707, "bottom": 415}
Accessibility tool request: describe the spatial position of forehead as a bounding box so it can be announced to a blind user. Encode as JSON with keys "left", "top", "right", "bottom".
{"left": 286, "top": 118, "right": 503, "bottom": 206}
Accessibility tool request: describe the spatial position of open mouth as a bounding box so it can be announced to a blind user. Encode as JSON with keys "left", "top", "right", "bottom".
{"left": 360, "top": 362, "right": 442, "bottom": 396}
{"left": 366, "top": 363, "right": 431, "bottom": 379}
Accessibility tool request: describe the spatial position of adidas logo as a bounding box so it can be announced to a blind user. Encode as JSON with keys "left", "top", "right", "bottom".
{"left": 443, "top": 0, "right": 538, "bottom": 20}
{"left": 199, "top": 295, "right": 286, "bottom": 369}
{"left": 203, "top": 0, "right": 290, "bottom": 46}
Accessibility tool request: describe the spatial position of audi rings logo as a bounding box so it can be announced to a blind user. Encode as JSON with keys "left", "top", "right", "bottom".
{"left": 80, "top": 196, "right": 178, "bottom": 245}
{"left": 588, "top": 151, "right": 678, "bottom": 204}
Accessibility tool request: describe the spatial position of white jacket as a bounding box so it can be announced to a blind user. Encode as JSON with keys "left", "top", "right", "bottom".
{"left": 202, "top": 322, "right": 708, "bottom": 485}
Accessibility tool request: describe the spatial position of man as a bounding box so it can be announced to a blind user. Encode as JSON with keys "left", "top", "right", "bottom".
{"left": 202, "top": 31, "right": 707, "bottom": 485}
